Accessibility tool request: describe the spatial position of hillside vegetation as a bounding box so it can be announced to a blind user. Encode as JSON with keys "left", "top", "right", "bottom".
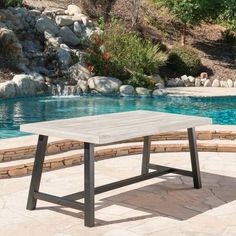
{"left": 0, "top": 0, "right": 236, "bottom": 84}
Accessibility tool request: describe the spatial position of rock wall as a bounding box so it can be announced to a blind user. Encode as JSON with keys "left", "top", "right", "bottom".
{"left": 0, "top": 4, "right": 101, "bottom": 98}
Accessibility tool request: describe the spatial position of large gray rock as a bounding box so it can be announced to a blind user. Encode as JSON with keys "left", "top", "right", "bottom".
{"left": 65, "top": 5, "right": 82, "bottom": 15}
{"left": 12, "top": 74, "right": 44, "bottom": 96}
{"left": 220, "top": 81, "right": 228, "bottom": 88}
{"left": 59, "top": 26, "right": 80, "bottom": 46}
{"left": 227, "top": 79, "right": 233, "bottom": 88}
{"left": 152, "top": 89, "right": 167, "bottom": 96}
{"left": 155, "top": 83, "right": 165, "bottom": 89}
{"left": 77, "top": 79, "right": 89, "bottom": 93}
{"left": 195, "top": 78, "right": 201, "bottom": 87}
{"left": 212, "top": 79, "right": 220, "bottom": 87}
{"left": 0, "top": 81, "right": 17, "bottom": 98}
{"left": 42, "top": 9, "right": 65, "bottom": 18}
{"left": 73, "top": 21, "right": 83, "bottom": 36}
{"left": 167, "top": 79, "right": 178, "bottom": 87}
{"left": 68, "top": 62, "right": 93, "bottom": 81}
{"left": 36, "top": 17, "right": 59, "bottom": 35}
{"left": 204, "top": 79, "right": 211, "bottom": 87}
{"left": 136, "top": 87, "right": 151, "bottom": 96}
{"left": 29, "top": 72, "right": 45, "bottom": 82}
{"left": 177, "top": 79, "right": 185, "bottom": 87}
{"left": 57, "top": 44, "right": 72, "bottom": 69}
{"left": 181, "top": 75, "right": 195, "bottom": 87}
{"left": 88, "top": 76, "right": 122, "bottom": 95}
{"left": 120, "top": 85, "right": 135, "bottom": 96}
{"left": 0, "top": 26, "right": 23, "bottom": 59}
{"left": 44, "top": 30, "right": 62, "bottom": 47}
{"left": 55, "top": 15, "right": 74, "bottom": 26}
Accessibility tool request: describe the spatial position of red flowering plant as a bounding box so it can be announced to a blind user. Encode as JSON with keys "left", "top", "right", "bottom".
{"left": 86, "top": 32, "right": 114, "bottom": 76}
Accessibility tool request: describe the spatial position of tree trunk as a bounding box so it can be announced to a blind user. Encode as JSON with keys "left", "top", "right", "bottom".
{"left": 181, "top": 23, "right": 187, "bottom": 46}
{"left": 131, "top": 0, "right": 140, "bottom": 28}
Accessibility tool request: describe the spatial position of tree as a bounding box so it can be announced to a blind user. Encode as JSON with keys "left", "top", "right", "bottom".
{"left": 130, "top": 0, "right": 141, "bottom": 28}
{"left": 154, "top": 0, "right": 223, "bottom": 45}
{"left": 218, "top": 0, "right": 236, "bottom": 30}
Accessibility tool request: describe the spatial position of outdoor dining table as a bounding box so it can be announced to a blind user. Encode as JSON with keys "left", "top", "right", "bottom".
{"left": 20, "top": 110, "right": 212, "bottom": 227}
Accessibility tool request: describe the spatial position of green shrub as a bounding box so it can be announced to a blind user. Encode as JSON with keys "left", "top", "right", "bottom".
{"left": 86, "top": 20, "right": 167, "bottom": 82}
{"left": 217, "top": 0, "right": 236, "bottom": 31}
{"left": 168, "top": 46, "right": 202, "bottom": 76}
{"left": 0, "top": 0, "right": 23, "bottom": 7}
{"left": 126, "top": 73, "right": 156, "bottom": 89}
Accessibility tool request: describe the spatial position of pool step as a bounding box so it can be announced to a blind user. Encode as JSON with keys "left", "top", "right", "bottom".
{"left": 1, "top": 139, "right": 236, "bottom": 178}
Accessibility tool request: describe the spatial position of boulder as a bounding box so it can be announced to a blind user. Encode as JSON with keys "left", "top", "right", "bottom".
{"left": 167, "top": 79, "right": 178, "bottom": 87}
{"left": 55, "top": 15, "right": 74, "bottom": 26}
{"left": 36, "top": 17, "right": 59, "bottom": 35}
{"left": 181, "top": 75, "right": 195, "bottom": 87}
{"left": 155, "top": 83, "right": 165, "bottom": 89}
{"left": 29, "top": 72, "right": 45, "bottom": 82}
{"left": 80, "top": 15, "right": 89, "bottom": 26}
{"left": 181, "top": 75, "right": 188, "bottom": 81}
{"left": 195, "top": 78, "right": 201, "bottom": 87}
{"left": 120, "top": 85, "right": 135, "bottom": 96}
{"left": 201, "top": 78, "right": 207, "bottom": 85}
{"left": 220, "top": 81, "right": 228, "bottom": 88}
{"left": 0, "top": 26, "right": 23, "bottom": 58}
{"left": 188, "top": 76, "right": 195, "bottom": 83}
{"left": 177, "top": 79, "right": 185, "bottom": 87}
{"left": 77, "top": 79, "right": 89, "bottom": 93}
{"left": 59, "top": 26, "right": 80, "bottom": 46}
{"left": 0, "top": 81, "right": 17, "bottom": 98}
{"left": 204, "top": 79, "right": 211, "bottom": 87}
{"left": 44, "top": 30, "right": 62, "bottom": 47}
{"left": 212, "top": 79, "right": 220, "bottom": 87}
{"left": 136, "top": 87, "right": 151, "bottom": 96}
{"left": 12, "top": 74, "right": 44, "bottom": 96}
{"left": 227, "top": 79, "right": 233, "bottom": 88}
{"left": 88, "top": 76, "right": 122, "bottom": 95}
{"left": 28, "top": 9, "right": 41, "bottom": 18}
{"left": 68, "top": 62, "right": 93, "bottom": 81}
{"left": 65, "top": 5, "right": 82, "bottom": 16}
{"left": 57, "top": 44, "right": 72, "bottom": 69}
{"left": 73, "top": 21, "right": 83, "bottom": 36}
{"left": 152, "top": 89, "right": 167, "bottom": 96}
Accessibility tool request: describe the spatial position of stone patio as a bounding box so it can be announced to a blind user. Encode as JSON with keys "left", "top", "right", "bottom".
{"left": 1, "top": 151, "right": 236, "bottom": 235}
{"left": 166, "top": 87, "right": 236, "bottom": 97}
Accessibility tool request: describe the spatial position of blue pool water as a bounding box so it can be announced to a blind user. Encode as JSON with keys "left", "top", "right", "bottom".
{"left": 1, "top": 95, "right": 236, "bottom": 139}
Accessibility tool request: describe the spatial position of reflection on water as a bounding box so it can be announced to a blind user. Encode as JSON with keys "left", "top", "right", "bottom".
{"left": 1, "top": 95, "right": 236, "bottom": 139}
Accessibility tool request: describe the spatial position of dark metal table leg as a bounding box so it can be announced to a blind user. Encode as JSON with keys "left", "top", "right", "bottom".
{"left": 141, "top": 136, "right": 151, "bottom": 175}
{"left": 27, "top": 135, "right": 48, "bottom": 210}
{"left": 188, "top": 128, "right": 202, "bottom": 189}
{"left": 84, "top": 142, "right": 95, "bottom": 227}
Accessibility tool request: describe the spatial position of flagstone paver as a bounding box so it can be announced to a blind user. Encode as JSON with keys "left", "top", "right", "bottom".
{"left": 0, "top": 152, "right": 236, "bottom": 235}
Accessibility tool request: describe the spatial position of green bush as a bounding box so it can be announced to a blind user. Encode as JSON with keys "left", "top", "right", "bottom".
{"left": 126, "top": 73, "right": 156, "bottom": 89}
{"left": 168, "top": 46, "right": 202, "bottom": 76}
{"left": 0, "top": 0, "right": 23, "bottom": 7}
{"left": 86, "top": 20, "right": 167, "bottom": 83}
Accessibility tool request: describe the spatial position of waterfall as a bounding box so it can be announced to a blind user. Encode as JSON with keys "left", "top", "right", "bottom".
{"left": 51, "top": 84, "right": 82, "bottom": 96}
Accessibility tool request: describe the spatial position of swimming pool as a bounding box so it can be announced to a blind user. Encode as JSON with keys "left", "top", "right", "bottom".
{"left": 1, "top": 95, "right": 236, "bottom": 139}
